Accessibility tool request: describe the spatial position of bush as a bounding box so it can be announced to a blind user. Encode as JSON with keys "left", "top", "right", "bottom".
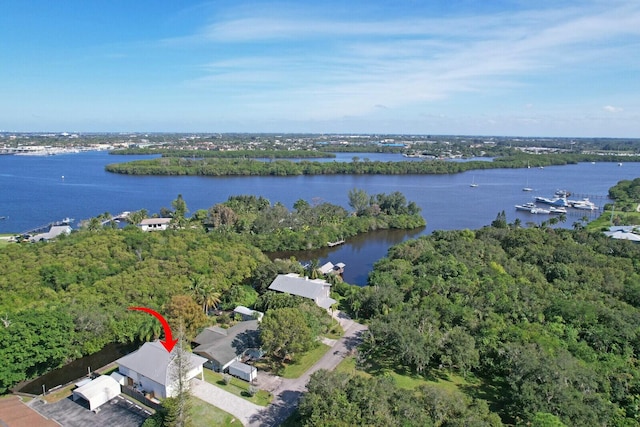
{"left": 248, "top": 385, "right": 258, "bottom": 397}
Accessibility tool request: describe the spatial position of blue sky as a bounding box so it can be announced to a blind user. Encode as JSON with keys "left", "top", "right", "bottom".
{"left": 1, "top": 0, "right": 639, "bottom": 137}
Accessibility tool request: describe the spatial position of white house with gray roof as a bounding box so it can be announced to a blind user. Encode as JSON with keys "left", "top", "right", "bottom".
{"left": 268, "top": 273, "right": 337, "bottom": 309}
{"left": 139, "top": 218, "right": 172, "bottom": 231}
{"left": 30, "top": 225, "right": 72, "bottom": 242}
{"left": 116, "top": 341, "right": 206, "bottom": 399}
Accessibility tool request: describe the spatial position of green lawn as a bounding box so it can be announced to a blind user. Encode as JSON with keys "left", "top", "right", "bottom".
{"left": 587, "top": 209, "right": 640, "bottom": 230}
{"left": 335, "top": 356, "right": 504, "bottom": 412}
{"left": 202, "top": 369, "right": 272, "bottom": 406}
{"left": 280, "top": 344, "right": 330, "bottom": 379}
{"left": 0, "top": 234, "right": 15, "bottom": 247}
{"left": 190, "top": 397, "right": 238, "bottom": 427}
{"left": 323, "top": 319, "right": 344, "bottom": 340}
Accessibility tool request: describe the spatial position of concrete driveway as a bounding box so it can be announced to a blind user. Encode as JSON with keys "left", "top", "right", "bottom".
{"left": 246, "top": 311, "right": 367, "bottom": 427}
{"left": 192, "top": 311, "right": 367, "bottom": 427}
{"left": 190, "top": 378, "right": 263, "bottom": 426}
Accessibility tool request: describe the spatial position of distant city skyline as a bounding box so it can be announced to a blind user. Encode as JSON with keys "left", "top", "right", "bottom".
{"left": 1, "top": 1, "right": 639, "bottom": 137}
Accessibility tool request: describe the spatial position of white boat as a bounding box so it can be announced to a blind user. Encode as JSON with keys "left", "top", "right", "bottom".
{"left": 571, "top": 198, "right": 598, "bottom": 210}
{"left": 535, "top": 196, "right": 569, "bottom": 207}
{"left": 522, "top": 187, "right": 533, "bottom": 192}
{"left": 470, "top": 176, "right": 478, "bottom": 187}
{"left": 515, "top": 202, "right": 536, "bottom": 211}
{"left": 531, "top": 207, "right": 550, "bottom": 214}
{"left": 549, "top": 206, "right": 567, "bottom": 214}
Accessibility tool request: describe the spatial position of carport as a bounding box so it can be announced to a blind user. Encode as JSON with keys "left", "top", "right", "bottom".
{"left": 72, "top": 375, "right": 121, "bottom": 410}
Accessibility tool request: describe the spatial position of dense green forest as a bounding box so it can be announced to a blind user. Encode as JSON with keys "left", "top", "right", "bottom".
{"left": 326, "top": 225, "right": 640, "bottom": 425}
{"left": 204, "top": 190, "right": 424, "bottom": 251}
{"left": 105, "top": 153, "right": 640, "bottom": 177}
{"left": 609, "top": 178, "right": 640, "bottom": 212}
{"left": 0, "top": 228, "right": 267, "bottom": 393}
{"left": 0, "top": 190, "right": 423, "bottom": 393}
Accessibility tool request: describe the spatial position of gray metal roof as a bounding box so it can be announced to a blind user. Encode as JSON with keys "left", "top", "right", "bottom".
{"left": 268, "top": 274, "right": 336, "bottom": 309}
{"left": 193, "top": 321, "right": 260, "bottom": 367}
{"left": 116, "top": 341, "right": 207, "bottom": 386}
{"left": 318, "top": 262, "right": 335, "bottom": 275}
{"left": 228, "top": 361, "right": 255, "bottom": 375}
{"left": 140, "top": 218, "right": 171, "bottom": 225}
{"left": 268, "top": 274, "right": 328, "bottom": 299}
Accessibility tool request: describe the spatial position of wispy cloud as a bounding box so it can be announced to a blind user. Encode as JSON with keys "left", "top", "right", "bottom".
{"left": 169, "top": 1, "right": 640, "bottom": 126}
{"left": 603, "top": 105, "right": 623, "bottom": 113}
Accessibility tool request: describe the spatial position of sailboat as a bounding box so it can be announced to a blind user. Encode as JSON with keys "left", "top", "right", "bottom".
{"left": 522, "top": 162, "right": 533, "bottom": 191}
{"left": 470, "top": 176, "right": 478, "bottom": 188}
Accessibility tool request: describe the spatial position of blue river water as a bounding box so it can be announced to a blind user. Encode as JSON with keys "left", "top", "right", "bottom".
{"left": 1, "top": 151, "right": 639, "bottom": 284}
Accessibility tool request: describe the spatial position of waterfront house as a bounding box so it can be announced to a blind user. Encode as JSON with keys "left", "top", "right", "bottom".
{"left": 116, "top": 341, "right": 206, "bottom": 399}
{"left": 604, "top": 226, "right": 640, "bottom": 242}
{"left": 192, "top": 320, "right": 261, "bottom": 373}
{"left": 138, "top": 218, "right": 171, "bottom": 232}
{"left": 268, "top": 273, "right": 337, "bottom": 309}
{"left": 318, "top": 261, "right": 346, "bottom": 276}
{"left": 29, "top": 225, "right": 72, "bottom": 242}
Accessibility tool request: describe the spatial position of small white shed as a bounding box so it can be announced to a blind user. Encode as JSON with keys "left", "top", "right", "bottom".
{"left": 72, "top": 375, "right": 121, "bottom": 410}
{"left": 228, "top": 361, "right": 257, "bottom": 382}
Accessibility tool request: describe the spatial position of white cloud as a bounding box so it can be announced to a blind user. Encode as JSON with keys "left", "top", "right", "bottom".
{"left": 603, "top": 105, "right": 623, "bottom": 113}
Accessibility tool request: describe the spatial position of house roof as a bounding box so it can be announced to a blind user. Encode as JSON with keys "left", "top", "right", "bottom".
{"left": 605, "top": 230, "right": 640, "bottom": 242}
{"left": 268, "top": 273, "right": 337, "bottom": 309}
{"left": 140, "top": 218, "right": 172, "bottom": 225}
{"left": 228, "top": 361, "right": 255, "bottom": 375}
{"left": 0, "top": 396, "right": 59, "bottom": 427}
{"left": 318, "top": 262, "right": 335, "bottom": 275}
{"left": 30, "top": 225, "right": 72, "bottom": 242}
{"left": 233, "top": 306, "right": 263, "bottom": 321}
{"left": 116, "top": 341, "right": 207, "bottom": 387}
{"left": 193, "top": 320, "right": 260, "bottom": 366}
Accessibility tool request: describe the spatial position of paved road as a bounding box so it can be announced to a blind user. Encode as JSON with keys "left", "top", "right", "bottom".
{"left": 246, "top": 312, "right": 368, "bottom": 427}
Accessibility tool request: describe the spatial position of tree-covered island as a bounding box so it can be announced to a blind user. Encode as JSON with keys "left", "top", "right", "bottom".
{"left": 105, "top": 152, "right": 640, "bottom": 177}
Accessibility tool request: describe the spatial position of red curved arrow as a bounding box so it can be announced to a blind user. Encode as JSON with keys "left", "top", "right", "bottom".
{"left": 128, "top": 307, "right": 178, "bottom": 352}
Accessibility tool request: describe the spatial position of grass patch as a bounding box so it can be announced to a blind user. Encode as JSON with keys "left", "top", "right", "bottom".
{"left": 335, "top": 355, "right": 371, "bottom": 379}
{"left": 42, "top": 384, "right": 75, "bottom": 403}
{"left": 190, "top": 396, "right": 238, "bottom": 427}
{"left": 587, "top": 209, "right": 640, "bottom": 231}
{"left": 0, "top": 234, "right": 15, "bottom": 247}
{"left": 280, "top": 344, "right": 330, "bottom": 379}
{"left": 323, "top": 320, "right": 344, "bottom": 340}
{"left": 337, "top": 356, "right": 505, "bottom": 413}
{"left": 202, "top": 369, "right": 272, "bottom": 406}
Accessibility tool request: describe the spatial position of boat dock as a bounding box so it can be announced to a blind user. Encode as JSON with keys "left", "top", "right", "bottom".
{"left": 100, "top": 211, "right": 131, "bottom": 226}
{"left": 327, "top": 239, "right": 345, "bottom": 247}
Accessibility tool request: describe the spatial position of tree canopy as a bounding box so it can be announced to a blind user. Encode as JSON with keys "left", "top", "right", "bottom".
{"left": 340, "top": 225, "right": 640, "bottom": 425}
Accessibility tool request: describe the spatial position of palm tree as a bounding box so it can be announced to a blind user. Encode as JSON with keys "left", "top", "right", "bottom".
{"left": 137, "top": 316, "right": 162, "bottom": 342}
{"left": 199, "top": 282, "right": 221, "bottom": 314}
{"left": 188, "top": 275, "right": 221, "bottom": 314}
{"left": 306, "top": 259, "right": 320, "bottom": 280}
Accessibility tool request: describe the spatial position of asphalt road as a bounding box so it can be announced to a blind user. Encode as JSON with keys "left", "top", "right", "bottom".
{"left": 246, "top": 312, "right": 368, "bottom": 427}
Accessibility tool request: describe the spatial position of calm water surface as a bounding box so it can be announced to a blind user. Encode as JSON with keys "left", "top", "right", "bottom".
{"left": 1, "top": 152, "right": 639, "bottom": 284}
